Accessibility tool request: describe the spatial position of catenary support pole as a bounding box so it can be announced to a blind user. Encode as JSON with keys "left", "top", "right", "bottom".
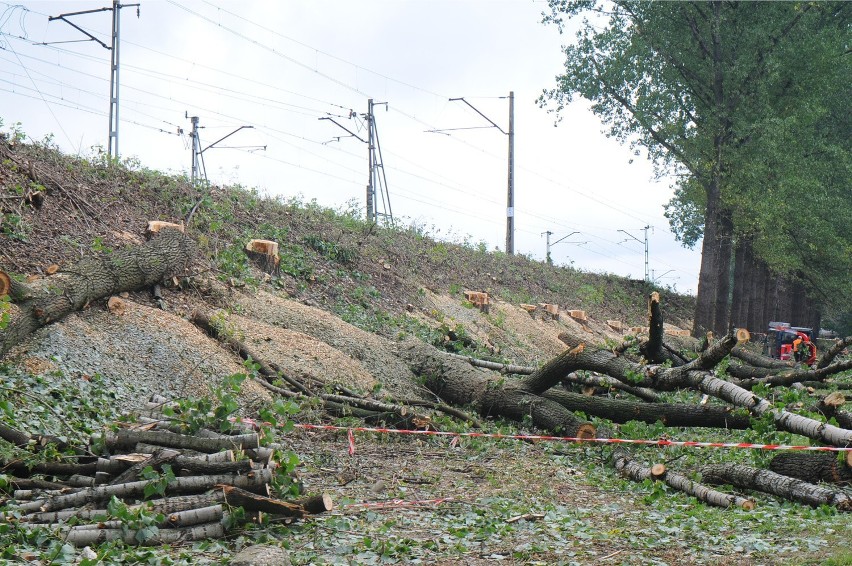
{"left": 506, "top": 91, "right": 515, "bottom": 255}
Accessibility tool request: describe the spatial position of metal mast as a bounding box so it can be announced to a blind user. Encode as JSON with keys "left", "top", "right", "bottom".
{"left": 506, "top": 91, "right": 515, "bottom": 255}
{"left": 49, "top": 2, "right": 139, "bottom": 159}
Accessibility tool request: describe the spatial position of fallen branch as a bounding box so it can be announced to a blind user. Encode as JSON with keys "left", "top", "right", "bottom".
{"left": 611, "top": 445, "right": 754, "bottom": 511}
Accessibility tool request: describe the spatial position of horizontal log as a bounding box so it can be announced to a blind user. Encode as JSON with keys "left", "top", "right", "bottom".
{"left": 133, "top": 443, "right": 236, "bottom": 463}
{"left": 221, "top": 485, "right": 332, "bottom": 517}
{"left": 542, "top": 389, "right": 750, "bottom": 429}
{"left": 21, "top": 492, "right": 224, "bottom": 524}
{"left": 701, "top": 463, "right": 851, "bottom": 511}
{"left": 100, "top": 429, "right": 259, "bottom": 453}
{"left": 59, "top": 520, "right": 224, "bottom": 547}
{"left": 167, "top": 504, "right": 224, "bottom": 528}
{"left": 768, "top": 453, "right": 852, "bottom": 485}
{"left": 612, "top": 447, "right": 754, "bottom": 511}
{"left": 19, "top": 468, "right": 274, "bottom": 512}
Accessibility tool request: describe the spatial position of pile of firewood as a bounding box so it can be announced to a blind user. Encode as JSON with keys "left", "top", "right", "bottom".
{"left": 0, "top": 399, "right": 332, "bottom": 547}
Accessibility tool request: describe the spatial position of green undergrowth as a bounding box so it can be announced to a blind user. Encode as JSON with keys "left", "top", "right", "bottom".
{"left": 0, "top": 358, "right": 850, "bottom": 564}
{"left": 0, "top": 362, "right": 303, "bottom": 564}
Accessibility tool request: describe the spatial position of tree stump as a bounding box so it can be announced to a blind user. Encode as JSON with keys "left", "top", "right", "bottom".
{"left": 245, "top": 240, "right": 281, "bottom": 276}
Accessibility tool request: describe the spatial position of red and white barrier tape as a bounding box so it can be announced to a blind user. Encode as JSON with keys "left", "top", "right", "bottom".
{"left": 289, "top": 423, "right": 852, "bottom": 452}
{"left": 233, "top": 417, "right": 850, "bottom": 452}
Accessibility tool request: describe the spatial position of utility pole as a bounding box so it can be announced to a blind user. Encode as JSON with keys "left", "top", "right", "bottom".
{"left": 187, "top": 113, "right": 254, "bottom": 187}
{"left": 366, "top": 99, "right": 375, "bottom": 222}
{"left": 448, "top": 93, "right": 515, "bottom": 253}
{"left": 188, "top": 115, "right": 201, "bottom": 184}
{"left": 541, "top": 231, "right": 585, "bottom": 265}
{"left": 506, "top": 91, "right": 515, "bottom": 255}
{"left": 320, "top": 100, "right": 393, "bottom": 225}
{"left": 618, "top": 225, "right": 652, "bottom": 282}
{"left": 49, "top": 1, "right": 140, "bottom": 159}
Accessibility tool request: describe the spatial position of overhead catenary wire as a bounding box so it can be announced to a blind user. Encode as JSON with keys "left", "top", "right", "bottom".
{"left": 0, "top": 1, "right": 698, "bottom": 284}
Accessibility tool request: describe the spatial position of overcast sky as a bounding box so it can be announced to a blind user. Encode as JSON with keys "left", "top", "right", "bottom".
{"left": 0, "top": 0, "right": 702, "bottom": 293}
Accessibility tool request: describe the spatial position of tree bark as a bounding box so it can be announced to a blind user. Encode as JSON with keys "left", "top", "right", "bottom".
{"left": 768, "top": 453, "right": 851, "bottom": 485}
{"left": 398, "top": 339, "right": 596, "bottom": 439}
{"left": 0, "top": 229, "right": 194, "bottom": 357}
{"left": 701, "top": 463, "right": 851, "bottom": 511}
{"left": 100, "top": 429, "right": 259, "bottom": 453}
{"left": 542, "top": 389, "right": 750, "bottom": 429}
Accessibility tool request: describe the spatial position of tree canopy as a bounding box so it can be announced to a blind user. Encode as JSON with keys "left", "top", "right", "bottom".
{"left": 541, "top": 0, "right": 851, "bottom": 334}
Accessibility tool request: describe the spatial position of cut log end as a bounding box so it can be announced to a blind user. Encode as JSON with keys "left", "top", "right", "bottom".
{"left": 145, "top": 220, "right": 185, "bottom": 240}
{"left": 0, "top": 271, "right": 10, "bottom": 297}
{"left": 740, "top": 499, "right": 756, "bottom": 511}
{"left": 846, "top": 451, "right": 852, "bottom": 468}
{"left": 45, "top": 264, "right": 60, "bottom": 276}
{"left": 823, "top": 392, "right": 846, "bottom": 408}
{"left": 107, "top": 296, "right": 127, "bottom": 316}
{"left": 650, "top": 463, "right": 667, "bottom": 480}
{"left": 736, "top": 328, "right": 751, "bottom": 344}
{"left": 576, "top": 423, "right": 596, "bottom": 440}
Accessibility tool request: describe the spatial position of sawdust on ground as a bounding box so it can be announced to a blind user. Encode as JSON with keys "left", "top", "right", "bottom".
{"left": 9, "top": 297, "right": 271, "bottom": 412}
{"left": 224, "top": 312, "right": 380, "bottom": 393}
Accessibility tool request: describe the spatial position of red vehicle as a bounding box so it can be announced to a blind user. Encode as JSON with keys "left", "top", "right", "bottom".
{"left": 767, "top": 322, "right": 817, "bottom": 365}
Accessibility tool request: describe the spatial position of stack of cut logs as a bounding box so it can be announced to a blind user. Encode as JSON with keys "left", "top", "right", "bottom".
{"left": 0, "top": 398, "right": 332, "bottom": 546}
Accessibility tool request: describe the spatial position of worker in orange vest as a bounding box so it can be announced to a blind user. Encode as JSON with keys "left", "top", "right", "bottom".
{"left": 792, "top": 336, "right": 804, "bottom": 362}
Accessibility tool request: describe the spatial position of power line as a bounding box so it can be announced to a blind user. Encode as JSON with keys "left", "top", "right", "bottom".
{"left": 1, "top": 32, "right": 75, "bottom": 148}
{"left": 199, "top": 0, "right": 447, "bottom": 100}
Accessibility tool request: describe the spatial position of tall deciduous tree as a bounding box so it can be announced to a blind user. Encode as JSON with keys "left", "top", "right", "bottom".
{"left": 540, "top": 1, "right": 850, "bottom": 336}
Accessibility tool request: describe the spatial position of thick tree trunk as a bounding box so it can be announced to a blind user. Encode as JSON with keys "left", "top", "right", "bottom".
{"left": 730, "top": 346, "right": 793, "bottom": 369}
{"left": 712, "top": 210, "right": 734, "bottom": 335}
{"left": 701, "top": 463, "right": 852, "bottom": 511}
{"left": 731, "top": 238, "right": 753, "bottom": 330}
{"left": 0, "top": 229, "right": 194, "bottom": 357}
{"left": 542, "top": 389, "right": 750, "bottom": 429}
{"left": 768, "top": 453, "right": 852, "bottom": 485}
{"left": 398, "top": 339, "right": 596, "bottom": 439}
{"left": 817, "top": 336, "right": 852, "bottom": 369}
{"left": 639, "top": 292, "right": 666, "bottom": 363}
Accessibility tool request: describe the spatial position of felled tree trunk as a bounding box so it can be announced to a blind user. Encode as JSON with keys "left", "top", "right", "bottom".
{"left": 730, "top": 346, "right": 792, "bottom": 369}
{"left": 541, "top": 389, "right": 750, "bottom": 429}
{"left": 817, "top": 336, "right": 852, "bottom": 369}
{"left": 397, "top": 339, "right": 596, "bottom": 439}
{"left": 612, "top": 447, "right": 754, "bottom": 510}
{"left": 0, "top": 229, "right": 194, "bottom": 357}
{"left": 701, "top": 463, "right": 852, "bottom": 511}
{"left": 768, "top": 453, "right": 852, "bottom": 485}
{"left": 537, "top": 333, "right": 852, "bottom": 447}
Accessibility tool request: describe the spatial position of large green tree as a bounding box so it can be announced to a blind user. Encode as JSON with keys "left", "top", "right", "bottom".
{"left": 541, "top": 1, "right": 850, "bottom": 335}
